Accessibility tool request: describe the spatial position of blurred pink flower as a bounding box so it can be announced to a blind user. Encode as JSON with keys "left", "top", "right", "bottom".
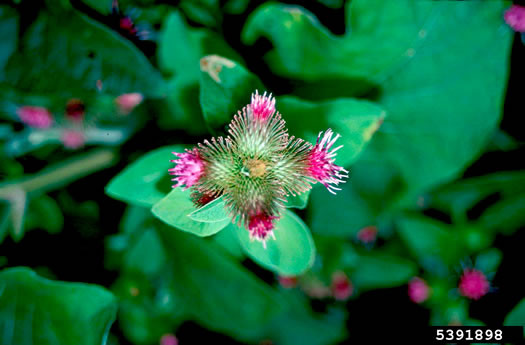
{"left": 17, "top": 106, "right": 53, "bottom": 129}
{"left": 65, "top": 98, "right": 85, "bottom": 122}
{"left": 505, "top": 5, "right": 525, "bottom": 32}
{"left": 115, "top": 93, "right": 143, "bottom": 114}
{"left": 458, "top": 268, "right": 489, "bottom": 300}
{"left": 61, "top": 130, "right": 85, "bottom": 149}
{"left": 357, "top": 226, "right": 378, "bottom": 244}
{"left": 307, "top": 129, "right": 348, "bottom": 194}
{"left": 408, "top": 277, "right": 430, "bottom": 304}
{"left": 159, "top": 334, "right": 178, "bottom": 345}
{"left": 331, "top": 271, "right": 353, "bottom": 301}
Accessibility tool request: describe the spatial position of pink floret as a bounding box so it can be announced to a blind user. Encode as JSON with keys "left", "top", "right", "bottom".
{"left": 248, "top": 211, "right": 278, "bottom": 246}
{"left": 505, "top": 5, "right": 525, "bottom": 32}
{"left": 61, "top": 130, "right": 85, "bottom": 149}
{"left": 169, "top": 148, "right": 205, "bottom": 190}
{"left": 307, "top": 129, "right": 348, "bottom": 194}
{"left": 17, "top": 106, "right": 53, "bottom": 129}
{"left": 458, "top": 268, "right": 490, "bottom": 300}
{"left": 331, "top": 271, "right": 353, "bottom": 301}
{"left": 250, "top": 90, "right": 276, "bottom": 121}
{"left": 408, "top": 277, "right": 430, "bottom": 304}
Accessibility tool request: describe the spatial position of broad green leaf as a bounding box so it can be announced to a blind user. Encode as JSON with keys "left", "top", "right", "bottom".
{"left": 475, "top": 248, "right": 502, "bottom": 274}
{"left": 505, "top": 298, "right": 525, "bottom": 334}
{"left": 0, "top": 6, "right": 18, "bottom": 79}
{"left": 152, "top": 188, "right": 230, "bottom": 236}
{"left": 4, "top": 9, "right": 163, "bottom": 97}
{"left": 187, "top": 196, "right": 229, "bottom": 222}
{"left": 307, "top": 181, "right": 376, "bottom": 236}
{"left": 349, "top": 253, "right": 417, "bottom": 291}
{"left": 124, "top": 228, "right": 166, "bottom": 276}
{"left": 106, "top": 145, "right": 184, "bottom": 207}
{"left": 157, "top": 225, "right": 284, "bottom": 335}
{"left": 233, "top": 209, "right": 315, "bottom": 275}
{"left": 157, "top": 11, "right": 240, "bottom": 131}
{"left": 284, "top": 189, "right": 311, "bottom": 209}
{"left": 0, "top": 267, "right": 117, "bottom": 345}
{"left": 211, "top": 225, "right": 245, "bottom": 259}
{"left": 199, "top": 55, "right": 263, "bottom": 131}
{"left": 430, "top": 171, "right": 525, "bottom": 222}
{"left": 478, "top": 194, "right": 525, "bottom": 235}
{"left": 278, "top": 96, "right": 386, "bottom": 167}
{"left": 244, "top": 1, "right": 511, "bottom": 215}
{"left": 396, "top": 215, "right": 464, "bottom": 274}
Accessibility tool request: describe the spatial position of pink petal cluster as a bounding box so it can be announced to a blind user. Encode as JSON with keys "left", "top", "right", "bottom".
{"left": 250, "top": 90, "right": 276, "bottom": 121}
{"left": 357, "top": 226, "right": 378, "bottom": 244}
{"left": 17, "top": 106, "right": 53, "bottom": 129}
{"left": 331, "top": 271, "right": 353, "bottom": 301}
{"left": 278, "top": 275, "right": 298, "bottom": 289}
{"left": 61, "top": 130, "right": 85, "bottom": 149}
{"left": 408, "top": 277, "right": 430, "bottom": 304}
{"left": 307, "top": 129, "right": 348, "bottom": 194}
{"left": 159, "top": 334, "right": 178, "bottom": 345}
{"left": 458, "top": 268, "right": 489, "bottom": 300}
{"left": 248, "top": 211, "right": 278, "bottom": 247}
{"left": 505, "top": 5, "right": 525, "bottom": 32}
{"left": 169, "top": 148, "right": 205, "bottom": 190}
{"left": 115, "top": 93, "right": 143, "bottom": 114}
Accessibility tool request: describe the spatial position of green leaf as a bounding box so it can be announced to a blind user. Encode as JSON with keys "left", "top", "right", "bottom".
{"left": 0, "top": 267, "right": 117, "bottom": 345}
{"left": 152, "top": 188, "right": 230, "bottom": 236}
{"left": 396, "top": 215, "right": 464, "bottom": 274}
{"left": 124, "top": 228, "right": 167, "bottom": 276}
{"left": 157, "top": 11, "right": 240, "bottom": 131}
{"left": 187, "top": 196, "right": 229, "bottom": 222}
{"left": 349, "top": 252, "right": 417, "bottom": 291}
{"left": 211, "top": 225, "right": 245, "bottom": 260}
{"left": 157, "top": 225, "right": 284, "bottom": 335}
{"left": 505, "top": 298, "right": 525, "bottom": 334}
{"left": 475, "top": 248, "right": 502, "bottom": 273}
{"left": 25, "top": 194, "right": 63, "bottom": 234}
{"left": 478, "top": 193, "right": 525, "bottom": 235}
{"left": 244, "top": 0, "right": 511, "bottom": 213}
{"left": 199, "top": 55, "right": 263, "bottom": 131}
{"left": 4, "top": 9, "right": 163, "bottom": 97}
{"left": 278, "top": 96, "right": 386, "bottom": 167}
{"left": 284, "top": 189, "right": 311, "bottom": 209}
{"left": 179, "top": 0, "right": 221, "bottom": 27}
{"left": 106, "top": 145, "right": 184, "bottom": 207}
{"left": 0, "top": 6, "right": 18, "bottom": 79}
{"left": 233, "top": 209, "right": 315, "bottom": 275}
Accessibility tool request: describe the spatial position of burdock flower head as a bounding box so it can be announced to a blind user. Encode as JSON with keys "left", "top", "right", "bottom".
{"left": 170, "top": 91, "right": 348, "bottom": 246}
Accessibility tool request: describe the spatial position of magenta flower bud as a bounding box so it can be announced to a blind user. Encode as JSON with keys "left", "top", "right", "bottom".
{"left": 458, "top": 268, "right": 489, "bottom": 300}
{"left": 331, "top": 271, "right": 353, "bottom": 301}
{"left": 159, "top": 334, "right": 178, "bottom": 345}
{"left": 65, "top": 98, "right": 85, "bottom": 122}
{"left": 357, "top": 226, "right": 378, "bottom": 244}
{"left": 61, "top": 130, "right": 85, "bottom": 149}
{"left": 408, "top": 277, "right": 430, "bottom": 304}
{"left": 169, "top": 91, "right": 347, "bottom": 246}
{"left": 115, "top": 93, "right": 143, "bottom": 114}
{"left": 250, "top": 90, "right": 276, "bottom": 121}
{"left": 169, "top": 148, "right": 205, "bottom": 190}
{"left": 307, "top": 129, "right": 348, "bottom": 194}
{"left": 505, "top": 5, "right": 525, "bottom": 32}
{"left": 16, "top": 106, "right": 53, "bottom": 129}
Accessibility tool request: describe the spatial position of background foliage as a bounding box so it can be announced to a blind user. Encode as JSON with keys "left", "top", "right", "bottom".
{"left": 1, "top": 0, "right": 525, "bottom": 344}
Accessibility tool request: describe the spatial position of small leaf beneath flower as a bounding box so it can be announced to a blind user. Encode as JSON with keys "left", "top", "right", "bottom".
{"left": 152, "top": 188, "right": 230, "bottom": 236}
{"left": 106, "top": 145, "right": 185, "bottom": 207}
{"left": 233, "top": 210, "right": 315, "bottom": 275}
{"left": 284, "top": 189, "right": 311, "bottom": 209}
{"left": 188, "top": 196, "right": 229, "bottom": 222}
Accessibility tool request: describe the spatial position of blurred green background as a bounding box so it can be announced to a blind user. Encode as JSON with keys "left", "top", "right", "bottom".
{"left": 1, "top": 0, "right": 525, "bottom": 344}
